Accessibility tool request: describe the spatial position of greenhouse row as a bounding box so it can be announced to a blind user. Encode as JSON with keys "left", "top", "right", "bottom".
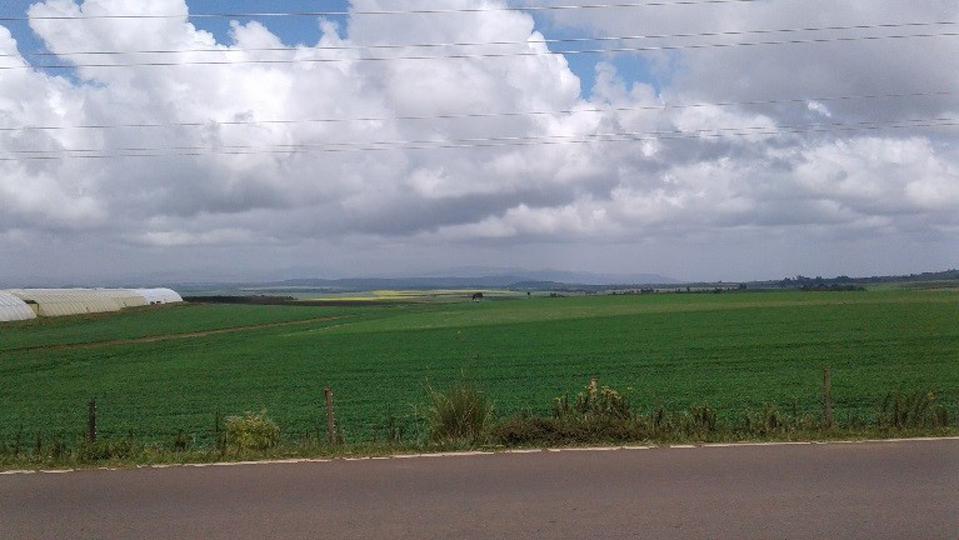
{"left": 0, "top": 288, "right": 183, "bottom": 322}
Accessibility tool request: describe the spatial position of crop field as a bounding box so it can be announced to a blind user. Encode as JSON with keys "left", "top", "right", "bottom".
{"left": 1, "top": 289, "right": 957, "bottom": 444}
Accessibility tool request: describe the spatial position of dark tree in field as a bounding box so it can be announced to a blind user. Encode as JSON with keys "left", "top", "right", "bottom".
{"left": 472, "top": 292, "right": 484, "bottom": 301}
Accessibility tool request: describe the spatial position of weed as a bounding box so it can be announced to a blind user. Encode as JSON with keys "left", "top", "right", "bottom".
{"left": 684, "top": 404, "right": 718, "bottom": 435}
{"left": 213, "top": 411, "right": 226, "bottom": 454}
{"left": 78, "top": 437, "right": 137, "bottom": 462}
{"left": 50, "top": 437, "right": 66, "bottom": 460}
{"left": 878, "top": 390, "right": 944, "bottom": 429}
{"left": 225, "top": 412, "right": 281, "bottom": 452}
{"left": 173, "top": 430, "right": 190, "bottom": 452}
{"left": 377, "top": 409, "right": 407, "bottom": 445}
{"left": 14, "top": 424, "right": 23, "bottom": 456}
{"left": 650, "top": 406, "right": 672, "bottom": 435}
{"left": 554, "top": 378, "right": 631, "bottom": 421}
{"left": 425, "top": 383, "right": 493, "bottom": 443}
{"left": 746, "top": 404, "right": 786, "bottom": 435}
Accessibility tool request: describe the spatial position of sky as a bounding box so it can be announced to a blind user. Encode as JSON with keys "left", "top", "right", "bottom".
{"left": 0, "top": 0, "right": 957, "bottom": 285}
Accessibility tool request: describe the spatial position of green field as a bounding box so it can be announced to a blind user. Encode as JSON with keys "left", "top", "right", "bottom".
{"left": 1, "top": 290, "right": 957, "bottom": 444}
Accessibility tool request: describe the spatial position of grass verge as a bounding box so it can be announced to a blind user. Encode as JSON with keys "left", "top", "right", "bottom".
{"left": 2, "top": 381, "right": 956, "bottom": 472}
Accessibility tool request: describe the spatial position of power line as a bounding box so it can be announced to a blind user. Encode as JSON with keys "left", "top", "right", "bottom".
{"left": 2, "top": 90, "right": 953, "bottom": 133}
{"left": 0, "top": 1, "right": 774, "bottom": 22}
{"left": 4, "top": 21, "right": 954, "bottom": 58}
{"left": 3, "top": 117, "right": 956, "bottom": 160}
{"left": 3, "top": 30, "right": 957, "bottom": 70}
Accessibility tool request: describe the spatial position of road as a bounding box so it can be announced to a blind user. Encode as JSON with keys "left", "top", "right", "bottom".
{"left": 2, "top": 440, "right": 957, "bottom": 539}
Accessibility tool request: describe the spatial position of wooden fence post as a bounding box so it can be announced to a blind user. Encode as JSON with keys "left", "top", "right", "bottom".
{"left": 87, "top": 398, "right": 97, "bottom": 443}
{"left": 325, "top": 387, "right": 337, "bottom": 445}
{"left": 822, "top": 368, "right": 834, "bottom": 429}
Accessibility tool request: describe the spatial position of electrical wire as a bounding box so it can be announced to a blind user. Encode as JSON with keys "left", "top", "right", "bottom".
{"left": 3, "top": 20, "right": 953, "bottom": 58}
{"left": 0, "top": 1, "right": 780, "bottom": 22}
{"left": 3, "top": 116, "right": 955, "bottom": 161}
{"left": 1, "top": 90, "right": 953, "bottom": 133}
{"left": 3, "top": 30, "right": 958, "bottom": 70}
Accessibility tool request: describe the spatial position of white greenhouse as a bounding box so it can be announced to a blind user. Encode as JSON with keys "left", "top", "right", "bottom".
{"left": 7, "top": 289, "right": 126, "bottom": 317}
{"left": 133, "top": 288, "right": 184, "bottom": 305}
{"left": 0, "top": 287, "right": 184, "bottom": 321}
{"left": 106, "top": 289, "right": 149, "bottom": 308}
{"left": 0, "top": 291, "right": 37, "bottom": 322}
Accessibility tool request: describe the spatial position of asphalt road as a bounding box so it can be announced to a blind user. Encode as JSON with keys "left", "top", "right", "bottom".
{"left": 2, "top": 440, "right": 957, "bottom": 539}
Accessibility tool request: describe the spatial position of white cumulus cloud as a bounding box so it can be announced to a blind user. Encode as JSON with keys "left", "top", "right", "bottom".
{"left": 0, "top": 0, "right": 956, "bottom": 282}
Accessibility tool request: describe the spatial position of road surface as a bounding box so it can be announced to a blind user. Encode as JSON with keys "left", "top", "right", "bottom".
{"left": 2, "top": 440, "right": 957, "bottom": 539}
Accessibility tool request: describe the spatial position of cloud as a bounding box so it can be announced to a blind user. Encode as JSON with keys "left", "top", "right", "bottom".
{"left": 0, "top": 0, "right": 956, "bottom": 281}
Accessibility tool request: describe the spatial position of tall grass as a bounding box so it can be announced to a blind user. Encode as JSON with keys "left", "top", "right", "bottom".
{"left": 553, "top": 378, "right": 631, "bottom": 421}
{"left": 878, "top": 390, "right": 951, "bottom": 429}
{"left": 424, "top": 383, "right": 493, "bottom": 443}
{"left": 2, "top": 381, "right": 957, "bottom": 470}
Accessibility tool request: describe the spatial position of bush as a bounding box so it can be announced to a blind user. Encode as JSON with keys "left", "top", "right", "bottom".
{"left": 878, "top": 390, "right": 947, "bottom": 429}
{"left": 554, "top": 378, "right": 631, "bottom": 421}
{"left": 78, "top": 438, "right": 138, "bottom": 461}
{"left": 493, "top": 415, "right": 563, "bottom": 445}
{"left": 683, "top": 404, "right": 718, "bottom": 435}
{"left": 225, "top": 411, "right": 281, "bottom": 452}
{"left": 649, "top": 406, "right": 672, "bottom": 435}
{"left": 491, "top": 414, "right": 644, "bottom": 446}
{"left": 425, "top": 383, "right": 493, "bottom": 443}
{"left": 745, "top": 404, "right": 786, "bottom": 435}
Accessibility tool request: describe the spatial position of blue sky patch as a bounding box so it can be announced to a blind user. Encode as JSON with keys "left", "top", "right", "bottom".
{"left": 1, "top": 0, "right": 664, "bottom": 98}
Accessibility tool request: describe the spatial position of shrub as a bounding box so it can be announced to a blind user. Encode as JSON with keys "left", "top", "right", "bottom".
{"left": 425, "top": 383, "right": 493, "bottom": 443}
{"left": 649, "top": 406, "right": 672, "bottom": 435}
{"left": 493, "top": 415, "right": 563, "bottom": 445}
{"left": 684, "top": 404, "right": 718, "bottom": 435}
{"left": 78, "top": 438, "right": 137, "bottom": 461}
{"left": 225, "top": 411, "right": 281, "bottom": 452}
{"left": 878, "top": 390, "right": 945, "bottom": 429}
{"left": 491, "top": 414, "right": 645, "bottom": 446}
{"left": 554, "top": 378, "right": 631, "bottom": 421}
{"left": 746, "top": 403, "right": 786, "bottom": 435}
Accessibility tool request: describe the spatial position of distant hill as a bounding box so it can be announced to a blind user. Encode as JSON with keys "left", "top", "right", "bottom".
{"left": 178, "top": 269, "right": 679, "bottom": 294}
{"left": 753, "top": 269, "right": 959, "bottom": 289}
{"left": 170, "top": 268, "right": 959, "bottom": 296}
{"left": 429, "top": 267, "right": 679, "bottom": 286}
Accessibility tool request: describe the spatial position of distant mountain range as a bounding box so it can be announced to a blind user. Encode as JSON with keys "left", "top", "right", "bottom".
{"left": 13, "top": 267, "right": 954, "bottom": 294}
{"left": 170, "top": 268, "right": 959, "bottom": 296}
{"left": 174, "top": 269, "right": 679, "bottom": 294}
{"left": 431, "top": 267, "right": 679, "bottom": 286}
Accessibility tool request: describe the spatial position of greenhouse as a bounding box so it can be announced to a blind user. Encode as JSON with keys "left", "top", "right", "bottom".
{"left": 133, "top": 288, "right": 184, "bottom": 305}
{"left": 108, "top": 289, "right": 149, "bottom": 308}
{"left": 0, "top": 291, "right": 37, "bottom": 322}
{"left": 0, "top": 287, "right": 184, "bottom": 321}
{"left": 6, "top": 289, "right": 126, "bottom": 317}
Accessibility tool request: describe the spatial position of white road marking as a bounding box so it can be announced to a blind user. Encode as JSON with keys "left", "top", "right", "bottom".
{"left": 550, "top": 446, "right": 621, "bottom": 452}
{"left": 2, "top": 436, "right": 956, "bottom": 476}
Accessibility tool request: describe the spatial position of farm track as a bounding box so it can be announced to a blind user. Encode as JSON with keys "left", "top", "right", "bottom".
{"left": 1, "top": 316, "right": 344, "bottom": 353}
